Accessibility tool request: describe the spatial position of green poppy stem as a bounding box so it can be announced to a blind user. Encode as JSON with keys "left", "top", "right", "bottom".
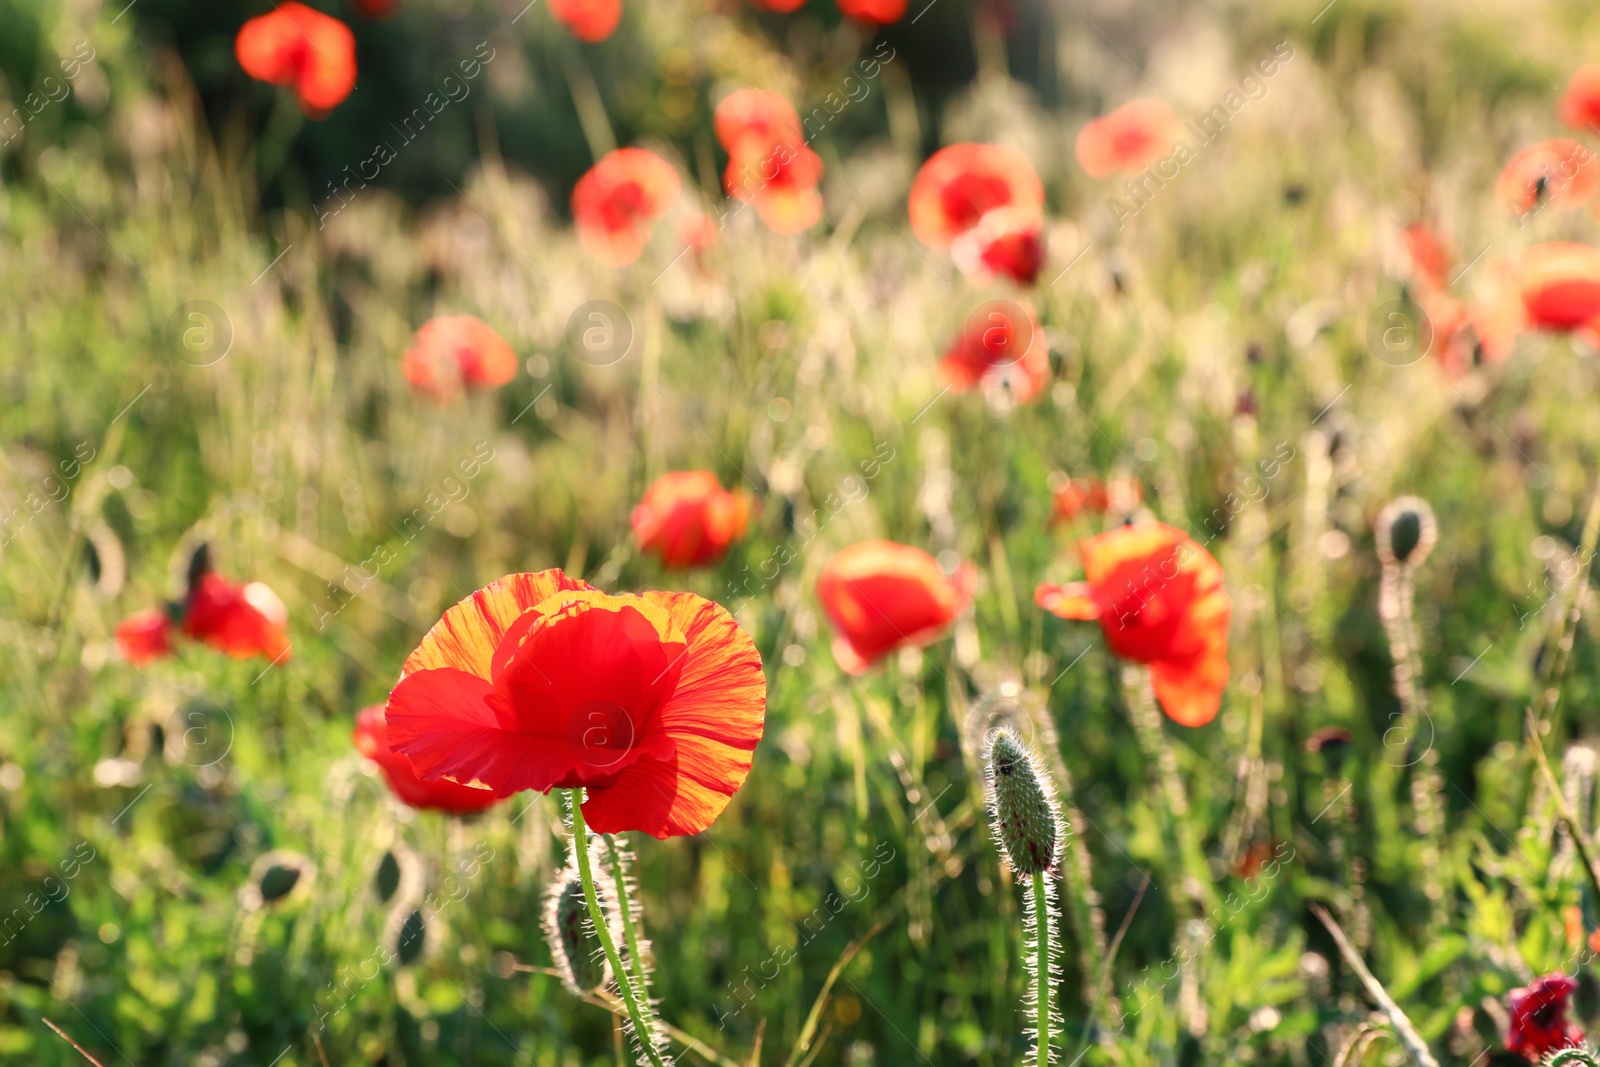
{"left": 606, "top": 837, "right": 663, "bottom": 1047}
{"left": 569, "top": 791, "right": 668, "bottom": 1067}
{"left": 1033, "top": 870, "right": 1051, "bottom": 1067}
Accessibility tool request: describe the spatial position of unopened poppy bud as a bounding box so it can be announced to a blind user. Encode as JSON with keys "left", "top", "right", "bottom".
{"left": 984, "top": 727, "right": 1060, "bottom": 876}
{"left": 542, "top": 865, "right": 613, "bottom": 994}
{"left": 1376, "top": 496, "right": 1437, "bottom": 566}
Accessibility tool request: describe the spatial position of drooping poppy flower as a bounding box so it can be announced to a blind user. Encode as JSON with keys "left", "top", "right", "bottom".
{"left": 950, "top": 206, "right": 1046, "bottom": 286}
{"left": 114, "top": 608, "right": 175, "bottom": 665}
{"left": 1494, "top": 139, "right": 1599, "bottom": 220}
{"left": 940, "top": 300, "right": 1051, "bottom": 404}
{"left": 354, "top": 706, "right": 501, "bottom": 814}
{"left": 1518, "top": 242, "right": 1600, "bottom": 330}
{"left": 1506, "top": 973, "right": 1583, "bottom": 1061}
{"left": 385, "top": 571, "right": 765, "bottom": 838}
{"left": 184, "top": 573, "right": 292, "bottom": 662}
{"left": 632, "top": 471, "right": 754, "bottom": 569}
{"left": 235, "top": 2, "right": 358, "bottom": 118}
{"left": 572, "top": 148, "right": 682, "bottom": 267}
{"left": 551, "top": 0, "right": 622, "bottom": 41}
{"left": 836, "top": 0, "right": 906, "bottom": 24}
{"left": 1035, "top": 522, "right": 1231, "bottom": 726}
{"left": 401, "top": 315, "right": 518, "bottom": 402}
{"left": 815, "top": 541, "right": 975, "bottom": 674}
{"left": 714, "top": 90, "right": 825, "bottom": 234}
{"left": 1560, "top": 66, "right": 1600, "bottom": 134}
{"left": 908, "top": 143, "right": 1044, "bottom": 250}
{"left": 1075, "top": 99, "right": 1179, "bottom": 179}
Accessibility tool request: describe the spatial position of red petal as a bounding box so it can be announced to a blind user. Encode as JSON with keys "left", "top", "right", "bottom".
{"left": 403, "top": 570, "right": 592, "bottom": 682}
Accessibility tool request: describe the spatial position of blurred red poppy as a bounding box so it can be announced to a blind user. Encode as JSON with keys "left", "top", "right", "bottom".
{"left": 385, "top": 571, "right": 765, "bottom": 838}
{"left": 940, "top": 300, "right": 1050, "bottom": 403}
{"left": 1495, "top": 139, "right": 1599, "bottom": 219}
{"left": 816, "top": 541, "right": 974, "bottom": 673}
{"left": 572, "top": 148, "right": 681, "bottom": 266}
{"left": 551, "top": 0, "right": 622, "bottom": 41}
{"left": 235, "top": 2, "right": 357, "bottom": 118}
{"left": 750, "top": 0, "right": 807, "bottom": 9}
{"left": 184, "top": 573, "right": 292, "bottom": 662}
{"left": 1052, "top": 474, "right": 1141, "bottom": 523}
{"left": 908, "top": 143, "right": 1043, "bottom": 250}
{"left": 1035, "top": 522, "right": 1230, "bottom": 726}
{"left": 715, "top": 90, "right": 825, "bottom": 234}
{"left": 1075, "top": 100, "right": 1179, "bottom": 179}
{"left": 1401, "top": 221, "right": 1454, "bottom": 292}
{"left": 354, "top": 706, "right": 501, "bottom": 814}
{"left": 1506, "top": 973, "right": 1583, "bottom": 1061}
{"left": 1560, "top": 66, "right": 1600, "bottom": 134}
{"left": 402, "top": 315, "right": 518, "bottom": 402}
{"left": 1518, "top": 242, "right": 1600, "bottom": 330}
{"left": 632, "top": 471, "right": 753, "bottom": 569}
{"left": 114, "top": 609, "right": 175, "bottom": 666}
{"left": 836, "top": 0, "right": 905, "bottom": 23}
{"left": 951, "top": 206, "right": 1046, "bottom": 286}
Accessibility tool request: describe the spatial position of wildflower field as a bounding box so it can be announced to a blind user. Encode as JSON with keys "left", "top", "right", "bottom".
{"left": 9, "top": 0, "right": 1600, "bottom": 1064}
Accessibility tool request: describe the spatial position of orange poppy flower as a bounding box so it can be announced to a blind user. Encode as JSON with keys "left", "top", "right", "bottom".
{"left": 950, "top": 205, "right": 1046, "bottom": 286}
{"left": 1518, "top": 242, "right": 1600, "bottom": 330}
{"left": 816, "top": 541, "right": 974, "bottom": 673}
{"left": 836, "top": 0, "right": 906, "bottom": 24}
{"left": 235, "top": 2, "right": 357, "bottom": 118}
{"left": 1051, "top": 474, "right": 1141, "bottom": 523}
{"left": 384, "top": 571, "right": 765, "bottom": 838}
{"left": 1471, "top": 260, "right": 1526, "bottom": 360}
{"left": 1035, "top": 522, "right": 1230, "bottom": 726}
{"left": 401, "top": 315, "right": 518, "bottom": 402}
{"left": 1075, "top": 100, "right": 1179, "bottom": 179}
{"left": 908, "top": 143, "right": 1043, "bottom": 250}
{"left": 1495, "top": 139, "right": 1599, "bottom": 219}
{"left": 940, "top": 300, "right": 1051, "bottom": 404}
{"left": 551, "top": 0, "right": 622, "bottom": 41}
{"left": 354, "top": 706, "right": 501, "bottom": 814}
{"left": 572, "top": 148, "right": 681, "bottom": 267}
{"left": 715, "top": 90, "right": 825, "bottom": 234}
{"left": 632, "top": 472, "right": 754, "bottom": 569}
{"left": 114, "top": 609, "right": 175, "bottom": 665}
{"left": 1560, "top": 66, "right": 1600, "bottom": 134}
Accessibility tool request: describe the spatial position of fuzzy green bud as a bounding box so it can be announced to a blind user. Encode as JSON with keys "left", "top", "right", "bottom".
{"left": 985, "top": 727, "right": 1061, "bottom": 876}
{"left": 1545, "top": 1050, "right": 1600, "bottom": 1067}
{"left": 543, "top": 866, "right": 611, "bottom": 993}
{"left": 1376, "top": 495, "right": 1437, "bottom": 566}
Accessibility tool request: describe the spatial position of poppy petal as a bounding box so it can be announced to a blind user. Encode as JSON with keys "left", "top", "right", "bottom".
{"left": 1034, "top": 581, "right": 1100, "bottom": 620}
{"left": 582, "top": 735, "right": 754, "bottom": 838}
{"left": 404, "top": 569, "right": 593, "bottom": 681}
{"left": 642, "top": 591, "right": 766, "bottom": 749}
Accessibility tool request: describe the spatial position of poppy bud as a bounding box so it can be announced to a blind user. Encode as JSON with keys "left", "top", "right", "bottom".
{"left": 542, "top": 862, "right": 616, "bottom": 994}
{"left": 984, "top": 727, "right": 1060, "bottom": 876}
{"left": 1375, "top": 496, "right": 1437, "bottom": 567}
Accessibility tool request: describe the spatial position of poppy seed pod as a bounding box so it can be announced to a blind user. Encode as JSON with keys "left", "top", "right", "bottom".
{"left": 542, "top": 861, "right": 616, "bottom": 994}
{"left": 984, "top": 727, "right": 1060, "bottom": 876}
{"left": 1376, "top": 496, "right": 1437, "bottom": 567}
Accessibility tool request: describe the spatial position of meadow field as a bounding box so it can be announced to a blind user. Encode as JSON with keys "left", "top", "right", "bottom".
{"left": 6, "top": 0, "right": 1600, "bottom": 1064}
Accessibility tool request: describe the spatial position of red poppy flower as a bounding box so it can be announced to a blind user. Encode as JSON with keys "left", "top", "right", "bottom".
{"left": 940, "top": 300, "right": 1051, "bottom": 404}
{"left": 402, "top": 315, "right": 518, "bottom": 402}
{"left": 951, "top": 206, "right": 1045, "bottom": 286}
{"left": 836, "top": 0, "right": 906, "bottom": 24}
{"left": 816, "top": 541, "right": 974, "bottom": 674}
{"left": 750, "top": 0, "right": 807, "bottom": 9}
{"left": 1051, "top": 474, "right": 1141, "bottom": 523}
{"left": 1518, "top": 242, "right": 1600, "bottom": 330}
{"left": 1401, "top": 221, "right": 1453, "bottom": 292}
{"left": 1561, "top": 66, "right": 1600, "bottom": 134}
{"left": 1495, "top": 139, "right": 1599, "bottom": 219}
{"left": 572, "top": 148, "right": 681, "bottom": 267}
{"left": 632, "top": 471, "right": 753, "bottom": 569}
{"left": 1035, "top": 522, "right": 1230, "bottom": 726}
{"left": 114, "top": 609, "right": 175, "bottom": 666}
{"left": 1506, "top": 973, "right": 1583, "bottom": 1061}
{"left": 352, "top": 0, "right": 397, "bottom": 17}
{"left": 184, "top": 573, "right": 292, "bottom": 662}
{"left": 1075, "top": 99, "right": 1179, "bottom": 179}
{"left": 908, "top": 143, "right": 1044, "bottom": 250}
{"left": 235, "top": 2, "right": 357, "bottom": 118}
{"left": 354, "top": 706, "right": 501, "bottom": 814}
{"left": 715, "top": 90, "right": 825, "bottom": 235}
{"left": 384, "top": 571, "right": 765, "bottom": 838}
{"left": 551, "top": 0, "right": 621, "bottom": 40}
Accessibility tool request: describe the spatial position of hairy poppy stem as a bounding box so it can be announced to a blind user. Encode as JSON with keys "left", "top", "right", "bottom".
{"left": 1032, "top": 871, "right": 1052, "bottom": 1067}
{"left": 569, "top": 792, "right": 669, "bottom": 1067}
{"left": 605, "top": 837, "right": 667, "bottom": 1058}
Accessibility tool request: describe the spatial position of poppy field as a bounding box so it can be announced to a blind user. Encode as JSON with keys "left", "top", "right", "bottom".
{"left": 10, "top": 0, "right": 1600, "bottom": 1064}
